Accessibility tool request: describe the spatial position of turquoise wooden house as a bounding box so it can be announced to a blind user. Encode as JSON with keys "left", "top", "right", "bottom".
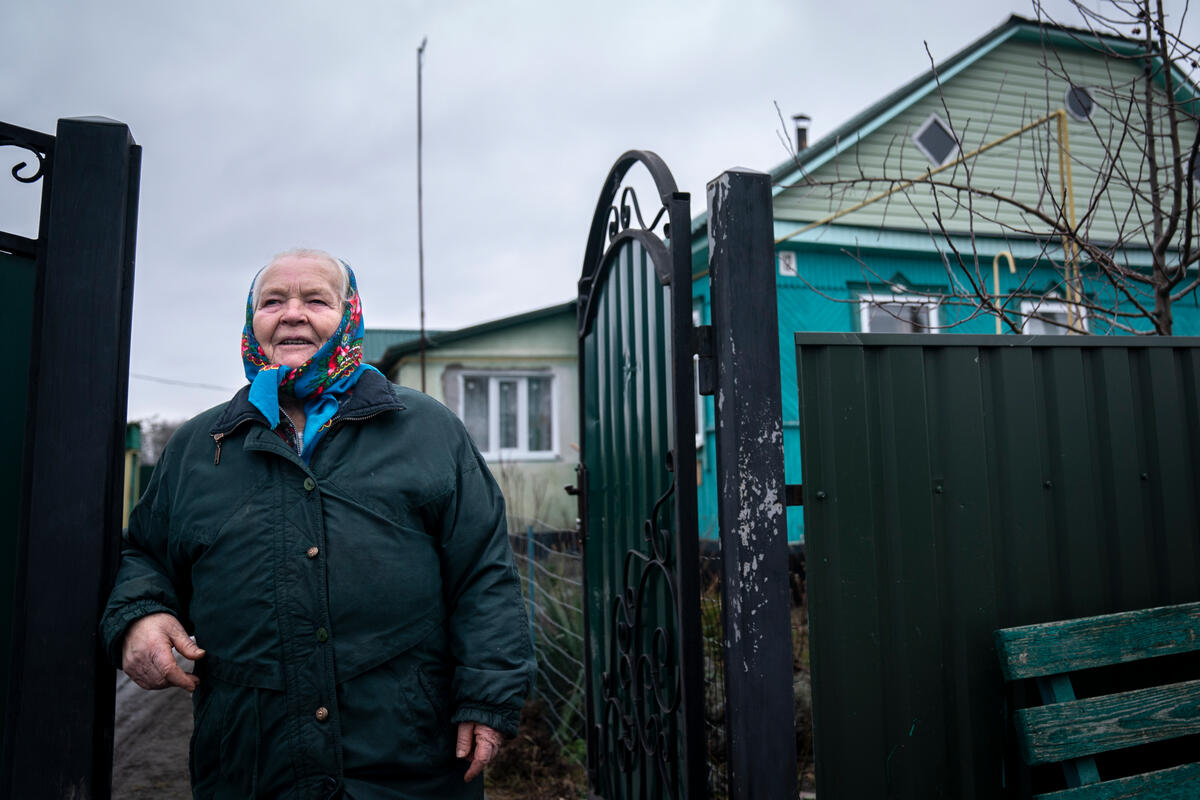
{"left": 690, "top": 14, "right": 1200, "bottom": 543}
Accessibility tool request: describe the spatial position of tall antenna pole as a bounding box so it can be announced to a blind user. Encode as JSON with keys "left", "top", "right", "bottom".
{"left": 417, "top": 36, "right": 427, "bottom": 392}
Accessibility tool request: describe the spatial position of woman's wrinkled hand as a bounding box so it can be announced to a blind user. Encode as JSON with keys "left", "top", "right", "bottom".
{"left": 456, "top": 721, "right": 503, "bottom": 782}
{"left": 121, "top": 612, "right": 206, "bottom": 692}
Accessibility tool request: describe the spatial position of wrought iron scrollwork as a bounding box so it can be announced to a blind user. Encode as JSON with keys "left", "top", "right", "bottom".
{"left": 598, "top": 465, "right": 682, "bottom": 795}
{"left": 607, "top": 185, "right": 670, "bottom": 244}
{"left": 0, "top": 129, "right": 49, "bottom": 184}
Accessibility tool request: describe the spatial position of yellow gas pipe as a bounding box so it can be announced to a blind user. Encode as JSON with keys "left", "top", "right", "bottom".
{"left": 993, "top": 251, "right": 1016, "bottom": 334}
{"left": 774, "top": 110, "right": 1080, "bottom": 331}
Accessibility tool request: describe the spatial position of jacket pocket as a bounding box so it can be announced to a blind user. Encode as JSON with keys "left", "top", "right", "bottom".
{"left": 189, "top": 680, "right": 223, "bottom": 791}
{"left": 189, "top": 679, "right": 269, "bottom": 799}
{"left": 418, "top": 661, "right": 452, "bottom": 721}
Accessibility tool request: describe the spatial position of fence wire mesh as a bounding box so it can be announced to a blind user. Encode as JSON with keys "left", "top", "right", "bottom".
{"left": 699, "top": 542, "right": 814, "bottom": 799}
{"left": 509, "top": 522, "right": 587, "bottom": 773}
{"left": 507, "top": 523, "right": 812, "bottom": 798}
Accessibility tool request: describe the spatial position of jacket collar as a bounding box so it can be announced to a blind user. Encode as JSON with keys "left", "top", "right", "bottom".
{"left": 209, "top": 368, "right": 405, "bottom": 438}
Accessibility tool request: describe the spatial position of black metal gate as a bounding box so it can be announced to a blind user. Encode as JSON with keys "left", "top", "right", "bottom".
{"left": 576, "top": 157, "right": 798, "bottom": 799}
{"left": 574, "top": 151, "right": 705, "bottom": 798}
{"left": 0, "top": 117, "right": 140, "bottom": 799}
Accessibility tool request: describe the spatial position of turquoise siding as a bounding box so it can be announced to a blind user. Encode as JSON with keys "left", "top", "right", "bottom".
{"left": 692, "top": 238, "right": 1200, "bottom": 544}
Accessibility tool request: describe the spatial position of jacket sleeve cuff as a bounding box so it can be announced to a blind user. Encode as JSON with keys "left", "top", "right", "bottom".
{"left": 451, "top": 704, "right": 522, "bottom": 739}
{"left": 101, "top": 599, "right": 177, "bottom": 669}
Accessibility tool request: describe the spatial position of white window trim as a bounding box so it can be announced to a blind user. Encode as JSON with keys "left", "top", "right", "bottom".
{"left": 912, "top": 113, "right": 961, "bottom": 167}
{"left": 458, "top": 371, "right": 559, "bottom": 461}
{"left": 1019, "top": 300, "right": 1089, "bottom": 334}
{"left": 858, "top": 293, "right": 941, "bottom": 333}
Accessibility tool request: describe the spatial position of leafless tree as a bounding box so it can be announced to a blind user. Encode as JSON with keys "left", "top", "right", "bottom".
{"left": 138, "top": 416, "right": 186, "bottom": 466}
{"left": 774, "top": 0, "right": 1200, "bottom": 335}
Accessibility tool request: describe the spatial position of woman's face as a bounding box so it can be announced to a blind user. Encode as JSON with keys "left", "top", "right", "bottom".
{"left": 252, "top": 255, "right": 345, "bottom": 368}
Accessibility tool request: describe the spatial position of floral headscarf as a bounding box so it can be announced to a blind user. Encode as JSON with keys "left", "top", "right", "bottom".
{"left": 241, "top": 258, "right": 381, "bottom": 462}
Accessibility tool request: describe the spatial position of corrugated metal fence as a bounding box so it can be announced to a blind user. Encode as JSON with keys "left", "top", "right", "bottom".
{"left": 796, "top": 334, "right": 1200, "bottom": 798}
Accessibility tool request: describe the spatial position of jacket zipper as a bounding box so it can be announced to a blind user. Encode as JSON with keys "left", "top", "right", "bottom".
{"left": 325, "top": 408, "right": 393, "bottom": 439}
{"left": 279, "top": 410, "right": 304, "bottom": 456}
{"left": 210, "top": 417, "right": 257, "bottom": 465}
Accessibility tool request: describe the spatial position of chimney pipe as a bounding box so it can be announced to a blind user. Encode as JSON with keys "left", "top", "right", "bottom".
{"left": 792, "top": 114, "right": 810, "bottom": 152}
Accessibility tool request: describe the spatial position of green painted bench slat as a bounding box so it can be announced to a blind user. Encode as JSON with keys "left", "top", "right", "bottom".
{"left": 995, "top": 602, "right": 1200, "bottom": 681}
{"left": 1034, "top": 760, "right": 1200, "bottom": 800}
{"left": 1017, "top": 678, "right": 1200, "bottom": 764}
{"left": 996, "top": 602, "right": 1200, "bottom": 796}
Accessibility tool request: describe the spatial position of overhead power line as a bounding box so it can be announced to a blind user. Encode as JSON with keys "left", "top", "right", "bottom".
{"left": 130, "top": 373, "right": 239, "bottom": 392}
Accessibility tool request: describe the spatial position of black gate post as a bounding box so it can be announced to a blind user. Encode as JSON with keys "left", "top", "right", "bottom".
{"left": 707, "top": 168, "right": 797, "bottom": 798}
{"left": 1, "top": 117, "right": 139, "bottom": 800}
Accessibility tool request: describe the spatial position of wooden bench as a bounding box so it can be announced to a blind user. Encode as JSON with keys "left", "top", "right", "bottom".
{"left": 994, "top": 601, "right": 1200, "bottom": 799}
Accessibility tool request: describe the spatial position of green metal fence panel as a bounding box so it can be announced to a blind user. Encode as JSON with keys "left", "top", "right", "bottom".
{"left": 796, "top": 333, "right": 1200, "bottom": 799}
{"left": 0, "top": 251, "right": 35, "bottom": 742}
{"left": 583, "top": 238, "right": 682, "bottom": 799}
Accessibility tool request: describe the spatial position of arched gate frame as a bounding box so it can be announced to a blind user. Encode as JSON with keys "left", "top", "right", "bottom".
{"left": 573, "top": 151, "right": 706, "bottom": 799}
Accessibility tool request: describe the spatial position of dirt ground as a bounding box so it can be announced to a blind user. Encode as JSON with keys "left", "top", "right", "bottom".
{"left": 111, "top": 665, "right": 194, "bottom": 799}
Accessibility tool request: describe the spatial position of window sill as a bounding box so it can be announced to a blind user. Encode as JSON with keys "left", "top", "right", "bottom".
{"left": 481, "top": 451, "right": 561, "bottom": 463}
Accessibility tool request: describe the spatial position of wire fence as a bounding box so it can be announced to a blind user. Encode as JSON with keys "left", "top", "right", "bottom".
{"left": 699, "top": 542, "right": 814, "bottom": 799}
{"left": 507, "top": 519, "right": 812, "bottom": 798}
{"left": 509, "top": 521, "right": 588, "bottom": 772}
{"left": 699, "top": 545, "right": 730, "bottom": 800}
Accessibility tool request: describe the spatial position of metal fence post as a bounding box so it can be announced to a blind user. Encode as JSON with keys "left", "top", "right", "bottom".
{"left": 1, "top": 117, "right": 139, "bottom": 800}
{"left": 707, "top": 167, "right": 797, "bottom": 799}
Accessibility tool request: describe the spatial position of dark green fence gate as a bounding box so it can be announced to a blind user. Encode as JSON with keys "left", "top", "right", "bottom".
{"left": 574, "top": 151, "right": 705, "bottom": 798}
{"left": 577, "top": 158, "right": 797, "bottom": 799}
{"left": 0, "top": 117, "right": 140, "bottom": 799}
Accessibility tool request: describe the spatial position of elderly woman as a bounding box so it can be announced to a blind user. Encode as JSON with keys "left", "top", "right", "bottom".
{"left": 101, "top": 249, "right": 533, "bottom": 799}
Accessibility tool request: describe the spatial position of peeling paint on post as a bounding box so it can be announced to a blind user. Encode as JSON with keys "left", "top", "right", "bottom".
{"left": 707, "top": 168, "right": 797, "bottom": 799}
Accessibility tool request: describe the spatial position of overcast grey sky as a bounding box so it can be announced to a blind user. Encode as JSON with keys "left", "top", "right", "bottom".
{"left": 2, "top": 0, "right": 1194, "bottom": 420}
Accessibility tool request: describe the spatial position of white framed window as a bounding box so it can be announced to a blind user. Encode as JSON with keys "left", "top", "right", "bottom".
{"left": 859, "top": 293, "right": 940, "bottom": 333}
{"left": 459, "top": 372, "right": 557, "bottom": 460}
{"left": 912, "top": 113, "right": 960, "bottom": 166}
{"left": 1020, "top": 300, "right": 1088, "bottom": 334}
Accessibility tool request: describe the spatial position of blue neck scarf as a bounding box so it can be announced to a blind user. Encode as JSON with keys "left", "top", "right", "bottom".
{"left": 241, "top": 259, "right": 381, "bottom": 462}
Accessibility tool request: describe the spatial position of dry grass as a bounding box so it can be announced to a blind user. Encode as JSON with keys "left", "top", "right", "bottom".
{"left": 485, "top": 698, "right": 587, "bottom": 799}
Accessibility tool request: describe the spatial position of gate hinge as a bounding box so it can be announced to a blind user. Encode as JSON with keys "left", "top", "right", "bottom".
{"left": 785, "top": 484, "right": 803, "bottom": 506}
{"left": 693, "top": 324, "right": 715, "bottom": 396}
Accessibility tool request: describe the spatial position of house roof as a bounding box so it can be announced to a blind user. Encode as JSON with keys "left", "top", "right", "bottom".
{"left": 371, "top": 300, "right": 577, "bottom": 374}
{"left": 362, "top": 328, "right": 434, "bottom": 364}
{"left": 689, "top": 13, "right": 1189, "bottom": 241}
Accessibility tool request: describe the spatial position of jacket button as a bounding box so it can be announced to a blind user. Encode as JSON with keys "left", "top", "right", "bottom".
{"left": 315, "top": 706, "right": 329, "bottom": 722}
{"left": 306, "top": 546, "right": 319, "bottom": 559}
{"left": 303, "top": 477, "right": 316, "bottom": 491}
{"left": 316, "top": 627, "right": 329, "bottom": 643}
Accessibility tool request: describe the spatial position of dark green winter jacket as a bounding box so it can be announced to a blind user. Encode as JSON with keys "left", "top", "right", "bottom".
{"left": 101, "top": 372, "right": 534, "bottom": 799}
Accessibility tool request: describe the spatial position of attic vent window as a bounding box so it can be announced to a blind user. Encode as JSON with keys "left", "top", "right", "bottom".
{"left": 1065, "top": 86, "right": 1094, "bottom": 120}
{"left": 913, "top": 114, "right": 959, "bottom": 166}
